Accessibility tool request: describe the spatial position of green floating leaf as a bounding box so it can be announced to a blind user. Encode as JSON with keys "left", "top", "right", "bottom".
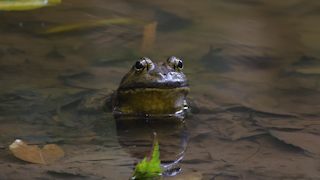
{"left": 0, "top": 0, "right": 61, "bottom": 11}
{"left": 131, "top": 139, "right": 162, "bottom": 180}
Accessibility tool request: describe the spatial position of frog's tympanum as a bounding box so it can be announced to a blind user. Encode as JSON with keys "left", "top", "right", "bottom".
{"left": 112, "top": 56, "right": 189, "bottom": 116}
{"left": 78, "top": 56, "right": 190, "bottom": 117}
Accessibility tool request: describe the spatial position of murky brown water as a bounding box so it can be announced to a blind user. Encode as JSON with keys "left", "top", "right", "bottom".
{"left": 1, "top": 0, "right": 320, "bottom": 179}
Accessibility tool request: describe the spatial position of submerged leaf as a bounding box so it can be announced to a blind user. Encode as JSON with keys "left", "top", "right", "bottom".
{"left": 131, "top": 139, "right": 162, "bottom": 179}
{"left": 269, "top": 130, "right": 320, "bottom": 157}
{"left": 42, "top": 18, "right": 135, "bottom": 34}
{"left": 0, "top": 0, "right": 61, "bottom": 11}
{"left": 141, "top": 21, "right": 157, "bottom": 53}
{"left": 9, "top": 139, "right": 64, "bottom": 164}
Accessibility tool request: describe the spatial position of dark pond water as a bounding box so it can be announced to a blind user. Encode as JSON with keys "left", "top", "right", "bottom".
{"left": 1, "top": 0, "right": 320, "bottom": 180}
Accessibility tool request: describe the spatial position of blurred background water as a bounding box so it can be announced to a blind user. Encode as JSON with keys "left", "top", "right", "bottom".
{"left": 0, "top": 0, "right": 320, "bottom": 179}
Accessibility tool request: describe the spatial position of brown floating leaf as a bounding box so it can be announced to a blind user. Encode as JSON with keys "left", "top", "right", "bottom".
{"left": 9, "top": 139, "right": 64, "bottom": 164}
{"left": 141, "top": 21, "right": 158, "bottom": 53}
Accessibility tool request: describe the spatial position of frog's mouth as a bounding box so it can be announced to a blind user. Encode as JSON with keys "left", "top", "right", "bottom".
{"left": 117, "top": 81, "right": 189, "bottom": 91}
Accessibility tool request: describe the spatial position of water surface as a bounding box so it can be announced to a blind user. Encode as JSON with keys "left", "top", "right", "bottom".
{"left": 0, "top": 0, "right": 320, "bottom": 179}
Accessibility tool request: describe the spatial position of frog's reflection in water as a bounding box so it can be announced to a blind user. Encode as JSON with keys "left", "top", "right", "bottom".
{"left": 115, "top": 115, "right": 188, "bottom": 176}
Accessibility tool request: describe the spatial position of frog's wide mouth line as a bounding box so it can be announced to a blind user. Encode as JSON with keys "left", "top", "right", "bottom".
{"left": 117, "top": 85, "right": 190, "bottom": 92}
{"left": 117, "top": 82, "right": 189, "bottom": 91}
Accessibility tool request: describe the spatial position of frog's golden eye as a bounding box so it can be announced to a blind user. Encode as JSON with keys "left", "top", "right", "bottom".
{"left": 135, "top": 61, "right": 144, "bottom": 70}
{"left": 135, "top": 57, "right": 154, "bottom": 72}
{"left": 176, "top": 60, "right": 183, "bottom": 69}
{"left": 166, "top": 56, "right": 183, "bottom": 71}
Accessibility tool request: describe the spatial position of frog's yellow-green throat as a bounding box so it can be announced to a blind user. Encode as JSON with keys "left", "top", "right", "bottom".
{"left": 113, "top": 87, "right": 189, "bottom": 115}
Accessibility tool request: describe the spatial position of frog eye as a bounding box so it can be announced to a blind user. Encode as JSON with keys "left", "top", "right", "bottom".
{"left": 135, "top": 57, "right": 154, "bottom": 72}
{"left": 166, "top": 56, "right": 183, "bottom": 71}
{"left": 135, "top": 61, "right": 144, "bottom": 70}
{"left": 176, "top": 60, "right": 183, "bottom": 69}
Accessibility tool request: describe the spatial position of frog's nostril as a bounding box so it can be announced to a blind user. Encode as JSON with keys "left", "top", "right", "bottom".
{"left": 154, "top": 72, "right": 165, "bottom": 79}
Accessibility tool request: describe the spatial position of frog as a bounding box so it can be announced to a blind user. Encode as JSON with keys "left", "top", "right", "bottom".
{"left": 78, "top": 56, "right": 194, "bottom": 118}
{"left": 76, "top": 57, "right": 192, "bottom": 175}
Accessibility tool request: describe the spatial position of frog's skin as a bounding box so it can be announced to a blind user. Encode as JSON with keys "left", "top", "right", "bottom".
{"left": 113, "top": 56, "right": 189, "bottom": 116}
{"left": 78, "top": 56, "right": 190, "bottom": 117}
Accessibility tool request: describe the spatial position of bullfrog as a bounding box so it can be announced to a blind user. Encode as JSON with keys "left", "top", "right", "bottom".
{"left": 78, "top": 56, "right": 191, "bottom": 117}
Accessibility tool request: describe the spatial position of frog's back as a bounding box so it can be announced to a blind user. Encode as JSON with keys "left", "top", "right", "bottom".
{"left": 77, "top": 89, "right": 114, "bottom": 113}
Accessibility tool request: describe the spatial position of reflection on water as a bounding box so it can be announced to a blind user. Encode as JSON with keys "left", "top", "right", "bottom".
{"left": 115, "top": 117, "right": 188, "bottom": 176}
{"left": 0, "top": 0, "right": 320, "bottom": 179}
